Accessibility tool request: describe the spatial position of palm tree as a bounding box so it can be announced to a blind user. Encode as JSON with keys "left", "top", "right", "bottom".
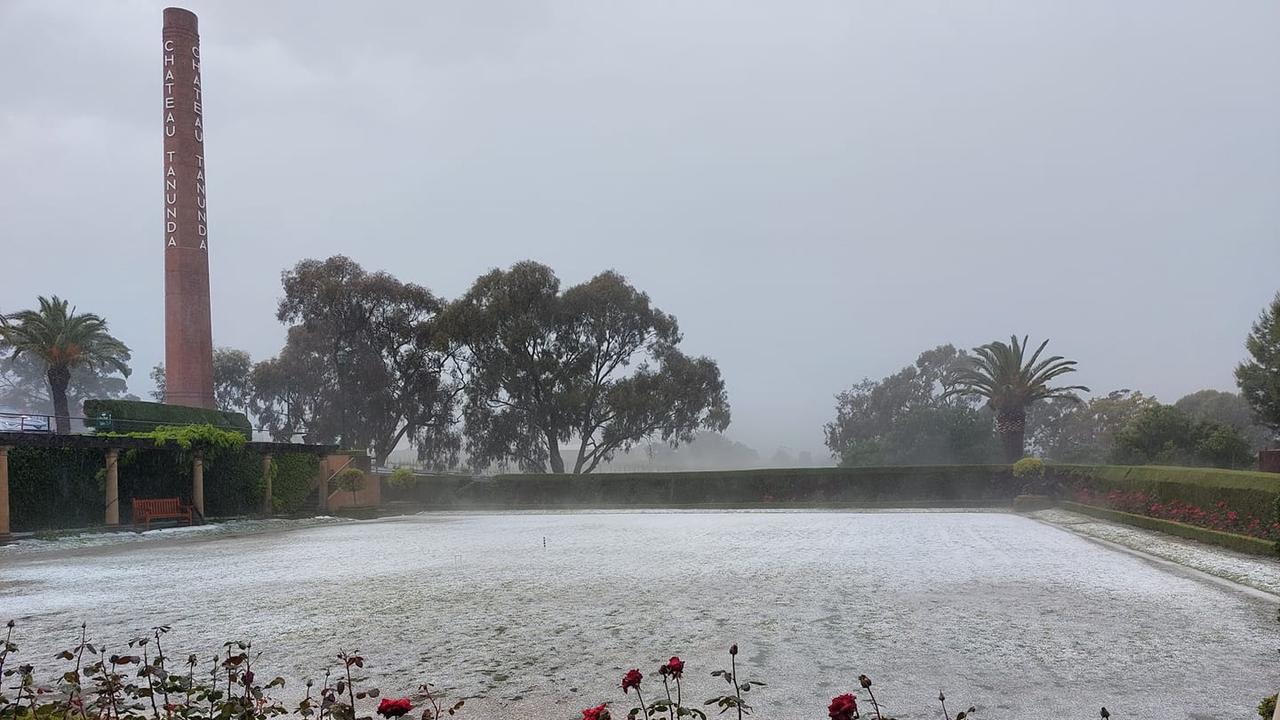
{"left": 944, "top": 335, "right": 1088, "bottom": 462}
{"left": 0, "top": 296, "right": 131, "bottom": 433}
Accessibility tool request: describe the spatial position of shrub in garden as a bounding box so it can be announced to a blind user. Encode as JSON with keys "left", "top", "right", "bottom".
{"left": 388, "top": 467, "right": 417, "bottom": 491}
{"left": 1012, "top": 457, "right": 1049, "bottom": 494}
{"left": 336, "top": 468, "right": 366, "bottom": 507}
{"left": 1012, "top": 457, "right": 1044, "bottom": 479}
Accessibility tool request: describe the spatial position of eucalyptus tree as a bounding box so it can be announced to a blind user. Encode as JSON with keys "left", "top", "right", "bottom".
{"left": 1025, "top": 389, "right": 1155, "bottom": 463}
{"left": 251, "top": 256, "right": 463, "bottom": 467}
{"left": 824, "top": 344, "right": 998, "bottom": 466}
{"left": 443, "top": 261, "right": 730, "bottom": 474}
{"left": 0, "top": 296, "right": 131, "bottom": 433}
{"left": 944, "top": 335, "right": 1088, "bottom": 462}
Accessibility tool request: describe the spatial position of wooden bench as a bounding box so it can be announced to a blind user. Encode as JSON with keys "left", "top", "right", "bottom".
{"left": 132, "top": 497, "right": 194, "bottom": 531}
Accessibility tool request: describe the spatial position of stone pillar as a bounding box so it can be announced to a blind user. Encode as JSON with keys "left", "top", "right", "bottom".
{"left": 0, "top": 446, "right": 11, "bottom": 538}
{"left": 104, "top": 448, "right": 120, "bottom": 526}
{"left": 261, "top": 454, "right": 273, "bottom": 515}
{"left": 192, "top": 450, "right": 204, "bottom": 518}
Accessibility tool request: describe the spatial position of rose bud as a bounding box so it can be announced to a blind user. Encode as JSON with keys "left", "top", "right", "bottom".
{"left": 621, "top": 669, "right": 643, "bottom": 694}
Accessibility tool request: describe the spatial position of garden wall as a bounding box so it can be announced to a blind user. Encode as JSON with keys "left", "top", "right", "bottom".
{"left": 397, "top": 465, "right": 1018, "bottom": 509}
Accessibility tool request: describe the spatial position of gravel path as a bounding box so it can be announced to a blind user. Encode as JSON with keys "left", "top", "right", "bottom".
{"left": 1030, "top": 507, "right": 1280, "bottom": 598}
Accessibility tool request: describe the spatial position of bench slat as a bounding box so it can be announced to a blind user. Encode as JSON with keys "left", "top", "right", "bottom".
{"left": 131, "top": 497, "right": 194, "bottom": 529}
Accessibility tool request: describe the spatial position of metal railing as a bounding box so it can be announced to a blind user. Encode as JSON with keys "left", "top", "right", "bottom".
{"left": 0, "top": 410, "right": 276, "bottom": 441}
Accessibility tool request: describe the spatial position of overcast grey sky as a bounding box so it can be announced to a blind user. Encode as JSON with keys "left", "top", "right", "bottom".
{"left": 2, "top": 0, "right": 1277, "bottom": 457}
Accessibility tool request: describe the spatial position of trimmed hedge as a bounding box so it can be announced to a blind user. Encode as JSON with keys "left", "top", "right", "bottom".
{"left": 1060, "top": 501, "right": 1277, "bottom": 556}
{"left": 270, "top": 454, "right": 321, "bottom": 514}
{"left": 1049, "top": 464, "right": 1280, "bottom": 531}
{"left": 83, "top": 399, "right": 252, "bottom": 437}
{"left": 402, "top": 465, "right": 1018, "bottom": 508}
{"left": 7, "top": 447, "right": 104, "bottom": 530}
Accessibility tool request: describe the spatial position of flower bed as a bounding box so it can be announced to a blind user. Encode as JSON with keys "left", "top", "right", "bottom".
{"left": 1070, "top": 486, "right": 1280, "bottom": 541}
{"left": 0, "top": 623, "right": 1019, "bottom": 720}
{"left": 1051, "top": 464, "right": 1280, "bottom": 547}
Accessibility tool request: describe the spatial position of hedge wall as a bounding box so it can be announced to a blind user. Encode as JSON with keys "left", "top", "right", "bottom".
{"left": 400, "top": 465, "right": 1018, "bottom": 508}
{"left": 83, "top": 399, "right": 252, "bottom": 437}
{"left": 7, "top": 447, "right": 104, "bottom": 531}
{"left": 6, "top": 446, "right": 319, "bottom": 532}
{"left": 1050, "top": 465, "right": 1280, "bottom": 523}
{"left": 271, "top": 454, "right": 321, "bottom": 514}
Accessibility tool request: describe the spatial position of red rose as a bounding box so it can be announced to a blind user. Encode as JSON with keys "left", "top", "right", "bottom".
{"left": 664, "top": 656, "right": 684, "bottom": 679}
{"left": 376, "top": 698, "right": 413, "bottom": 718}
{"left": 582, "top": 703, "right": 611, "bottom": 720}
{"left": 828, "top": 693, "right": 858, "bottom": 720}
{"left": 621, "top": 669, "right": 643, "bottom": 694}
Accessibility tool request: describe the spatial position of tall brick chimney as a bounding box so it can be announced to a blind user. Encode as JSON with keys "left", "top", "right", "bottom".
{"left": 161, "top": 7, "right": 215, "bottom": 409}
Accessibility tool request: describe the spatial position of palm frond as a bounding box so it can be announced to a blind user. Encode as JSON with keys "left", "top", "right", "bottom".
{"left": 944, "top": 334, "right": 1088, "bottom": 412}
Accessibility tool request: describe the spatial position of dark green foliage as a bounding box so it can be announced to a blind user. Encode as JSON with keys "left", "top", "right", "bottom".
{"left": 83, "top": 398, "right": 251, "bottom": 437}
{"left": 6, "top": 446, "right": 103, "bottom": 530}
{"left": 201, "top": 449, "right": 265, "bottom": 517}
{"left": 1026, "top": 389, "right": 1157, "bottom": 463}
{"left": 1111, "top": 404, "right": 1254, "bottom": 469}
{"left": 444, "top": 261, "right": 729, "bottom": 474}
{"left": 1174, "top": 389, "right": 1272, "bottom": 452}
{"left": 1236, "top": 292, "right": 1280, "bottom": 437}
{"left": 5, "top": 443, "right": 269, "bottom": 531}
{"left": 270, "top": 453, "right": 321, "bottom": 513}
{"left": 400, "top": 465, "right": 1017, "bottom": 508}
{"left": 1259, "top": 694, "right": 1277, "bottom": 719}
{"left": 252, "top": 255, "right": 461, "bottom": 467}
{"left": 825, "top": 345, "right": 1000, "bottom": 466}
